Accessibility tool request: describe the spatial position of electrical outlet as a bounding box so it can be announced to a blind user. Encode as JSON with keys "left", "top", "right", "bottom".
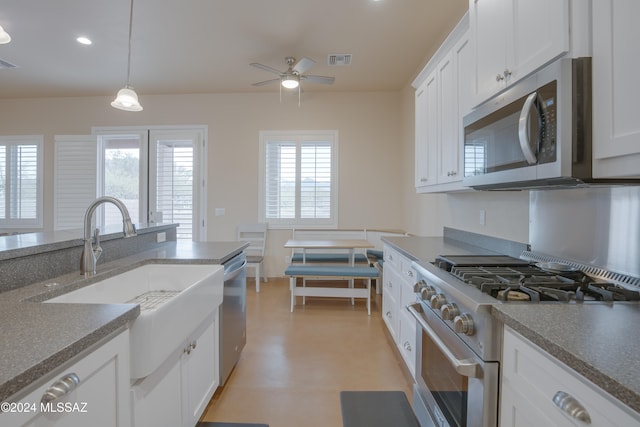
{"left": 479, "top": 209, "right": 486, "bottom": 226}
{"left": 285, "top": 255, "right": 291, "bottom": 264}
{"left": 156, "top": 232, "right": 166, "bottom": 243}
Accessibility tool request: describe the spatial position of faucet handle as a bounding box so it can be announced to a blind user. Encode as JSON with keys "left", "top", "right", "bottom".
{"left": 93, "top": 228, "right": 103, "bottom": 261}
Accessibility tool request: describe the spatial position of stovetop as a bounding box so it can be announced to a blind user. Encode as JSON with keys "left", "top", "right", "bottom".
{"left": 435, "top": 255, "right": 640, "bottom": 303}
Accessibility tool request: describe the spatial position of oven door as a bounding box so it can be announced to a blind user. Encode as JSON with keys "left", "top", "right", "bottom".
{"left": 407, "top": 303, "right": 499, "bottom": 427}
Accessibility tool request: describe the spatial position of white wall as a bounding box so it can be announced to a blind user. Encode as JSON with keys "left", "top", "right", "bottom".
{"left": 0, "top": 90, "right": 406, "bottom": 276}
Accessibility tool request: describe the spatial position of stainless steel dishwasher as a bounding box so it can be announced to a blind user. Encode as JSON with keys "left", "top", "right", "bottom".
{"left": 219, "top": 251, "right": 247, "bottom": 385}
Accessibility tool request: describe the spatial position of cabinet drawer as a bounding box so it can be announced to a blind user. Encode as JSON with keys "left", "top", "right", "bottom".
{"left": 383, "top": 246, "right": 401, "bottom": 270}
{"left": 502, "top": 327, "right": 639, "bottom": 427}
{"left": 398, "top": 309, "right": 417, "bottom": 378}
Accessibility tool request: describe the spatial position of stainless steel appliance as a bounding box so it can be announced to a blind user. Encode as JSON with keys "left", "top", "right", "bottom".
{"left": 408, "top": 254, "right": 640, "bottom": 427}
{"left": 219, "top": 251, "right": 247, "bottom": 385}
{"left": 462, "top": 57, "right": 640, "bottom": 190}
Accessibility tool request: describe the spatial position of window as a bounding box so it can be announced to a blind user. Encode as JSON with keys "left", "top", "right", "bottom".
{"left": 54, "top": 127, "right": 206, "bottom": 241}
{"left": 0, "top": 136, "right": 43, "bottom": 229}
{"left": 259, "top": 131, "right": 338, "bottom": 228}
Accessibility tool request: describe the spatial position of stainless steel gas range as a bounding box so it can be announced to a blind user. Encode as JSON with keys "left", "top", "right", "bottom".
{"left": 407, "top": 253, "right": 640, "bottom": 427}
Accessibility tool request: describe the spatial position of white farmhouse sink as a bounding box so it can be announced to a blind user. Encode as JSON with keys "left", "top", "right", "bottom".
{"left": 46, "top": 263, "right": 224, "bottom": 379}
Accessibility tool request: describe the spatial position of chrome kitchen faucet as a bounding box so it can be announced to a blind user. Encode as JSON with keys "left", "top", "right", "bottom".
{"left": 80, "top": 196, "right": 137, "bottom": 276}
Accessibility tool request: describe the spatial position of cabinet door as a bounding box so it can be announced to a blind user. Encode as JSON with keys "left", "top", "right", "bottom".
{"left": 470, "top": 0, "right": 507, "bottom": 103}
{"left": 182, "top": 317, "right": 218, "bottom": 427}
{"left": 5, "top": 331, "right": 130, "bottom": 427}
{"left": 415, "top": 72, "right": 438, "bottom": 188}
{"left": 437, "top": 53, "right": 460, "bottom": 184}
{"left": 508, "top": 0, "right": 569, "bottom": 83}
{"left": 592, "top": 0, "right": 640, "bottom": 178}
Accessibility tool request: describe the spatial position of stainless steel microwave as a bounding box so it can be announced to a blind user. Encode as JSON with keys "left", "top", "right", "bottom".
{"left": 462, "top": 57, "right": 599, "bottom": 190}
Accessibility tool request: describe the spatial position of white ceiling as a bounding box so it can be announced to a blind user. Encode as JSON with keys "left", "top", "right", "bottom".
{"left": 0, "top": 0, "right": 468, "bottom": 99}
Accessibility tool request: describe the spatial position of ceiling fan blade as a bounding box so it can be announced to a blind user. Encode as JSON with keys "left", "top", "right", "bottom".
{"left": 250, "top": 62, "right": 284, "bottom": 75}
{"left": 302, "top": 75, "right": 335, "bottom": 85}
{"left": 252, "top": 78, "right": 281, "bottom": 87}
{"left": 292, "top": 57, "right": 315, "bottom": 74}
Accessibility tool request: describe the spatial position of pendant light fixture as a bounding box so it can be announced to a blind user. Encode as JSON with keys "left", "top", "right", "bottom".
{"left": 111, "top": 0, "right": 143, "bottom": 111}
{"left": 0, "top": 25, "right": 11, "bottom": 44}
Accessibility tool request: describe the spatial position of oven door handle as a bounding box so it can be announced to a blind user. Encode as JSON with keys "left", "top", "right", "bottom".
{"left": 407, "top": 303, "right": 482, "bottom": 378}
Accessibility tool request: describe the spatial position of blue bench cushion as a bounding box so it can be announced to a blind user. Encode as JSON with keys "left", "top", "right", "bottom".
{"left": 285, "top": 265, "right": 380, "bottom": 278}
{"left": 291, "top": 253, "right": 369, "bottom": 263}
{"left": 366, "top": 249, "right": 384, "bottom": 260}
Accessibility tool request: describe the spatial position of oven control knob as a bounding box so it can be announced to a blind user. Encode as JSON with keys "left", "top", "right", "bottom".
{"left": 420, "top": 285, "right": 437, "bottom": 300}
{"left": 430, "top": 294, "right": 447, "bottom": 310}
{"left": 413, "top": 279, "right": 427, "bottom": 293}
{"left": 440, "top": 303, "right": 460, "bottom": 320}
{"left": 453, "top": 313, "right": 475, "bottom": 336}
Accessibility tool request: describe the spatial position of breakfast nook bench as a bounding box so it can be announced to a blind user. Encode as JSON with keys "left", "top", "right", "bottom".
{"left": 284, "top": 264, "right": 379, "bottom": 315}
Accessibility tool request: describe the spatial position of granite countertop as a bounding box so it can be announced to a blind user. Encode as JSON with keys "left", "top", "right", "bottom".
{"left": 382, "top": 233, "right": 640, "bottom": 414}
{"left": 0, "top": 239, "right": 248, "bottom": 402}
{"left": 493, "top": 304, "right": 640, "bottom": 413}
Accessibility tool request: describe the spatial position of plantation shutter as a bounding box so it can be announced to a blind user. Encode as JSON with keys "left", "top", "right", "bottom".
{"left": 53, "top": 135, "right": 97, "bottom": 230}
{"left": 300, "top": 141, "right": 332, "bottom": 219}
{"left": 0, "top": 136, "right": 43, "bottom": 228}
{"left": 265, "top": 140, "right": 296, "bottom": 219}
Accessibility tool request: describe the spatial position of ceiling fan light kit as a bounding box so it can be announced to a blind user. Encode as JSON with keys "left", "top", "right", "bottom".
{"left": 281, "top": 75, "right": 299, "bottom": 89}
{"left": 112, "top": 0, "right": 143, "bottom": 112}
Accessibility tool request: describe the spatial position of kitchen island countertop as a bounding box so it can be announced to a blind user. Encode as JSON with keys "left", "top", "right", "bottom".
{"left": 382, "top": 233, "right": 640, "bottom": 415}
{"left": 0, "top": 239, "right": 248, "bottom": 403}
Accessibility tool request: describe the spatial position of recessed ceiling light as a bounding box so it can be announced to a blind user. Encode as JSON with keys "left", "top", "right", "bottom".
{"left": 76, "top": 36, "right": 92, "bottom": 45}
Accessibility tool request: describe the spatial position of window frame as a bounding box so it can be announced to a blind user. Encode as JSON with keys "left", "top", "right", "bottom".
{"left": 0, "top": 135, "right": 44, "bottom": 229}
{"left": 258, "top": 130, "right": 339, "bottom": 229}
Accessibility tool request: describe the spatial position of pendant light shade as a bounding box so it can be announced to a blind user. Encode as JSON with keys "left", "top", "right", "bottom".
{"left": 112, "top": 0, "right": 143, "bottom": 111}
{"left": 111, "top": 85, "right": 143, "bottom": 111}
{"left": 0, "top": 25, "right": 11, "bottom": 44}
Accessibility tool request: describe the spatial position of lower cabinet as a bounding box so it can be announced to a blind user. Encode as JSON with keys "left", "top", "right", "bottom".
{"left": 132, "top": 311, "right": 219, "bottom": 427}
{"left": 382, "top": 245, "right": 417, "bottom": 378}
{"left": 3, "top": 330, "right": 131, "bottom": 427}
{"left": 501, "top": 326, "right": 639, "bottom": 427}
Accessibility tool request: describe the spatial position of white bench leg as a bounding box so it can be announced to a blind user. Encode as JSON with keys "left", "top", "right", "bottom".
{"left": 367, "top": 278, "right": 371, "bottom": 316}
{"left": 290, "top": 276, "right": 296, "bottom": 312}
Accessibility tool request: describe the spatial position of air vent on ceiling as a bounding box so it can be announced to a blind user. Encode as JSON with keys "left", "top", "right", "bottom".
{"left": 328, "top": 54, "right": 352, "bottom": 66}
{"left": 0, "top": 58, "right": 18, "bottom": 69}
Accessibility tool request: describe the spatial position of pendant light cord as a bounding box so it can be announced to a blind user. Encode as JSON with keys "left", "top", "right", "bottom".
{"left": 126, "top": 0, "right": 134, "bottom": 86}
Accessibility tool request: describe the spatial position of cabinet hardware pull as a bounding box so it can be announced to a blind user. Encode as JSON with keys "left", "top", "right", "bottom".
{"left": 403, "top": 341, "right": 412, "bottom": 352}
{"left": 41, "top": 373, "right": 80, "bottom": 404}
{"left": 503, "top": 69, "right": 512, "bottom": 78}
{"left": 496, "top": 74, "right": 505, "bottom": 82}
{"left": 552, "top": 391, "right": 592, "bottom": 424}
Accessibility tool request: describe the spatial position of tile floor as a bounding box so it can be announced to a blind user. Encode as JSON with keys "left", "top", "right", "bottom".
{"left": 200, "top": 277, "right": 413, "bottom": 427}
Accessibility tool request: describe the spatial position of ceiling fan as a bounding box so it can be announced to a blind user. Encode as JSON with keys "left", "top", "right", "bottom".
{"left": 250, "top": 56, "right": 335, "bottom": 105}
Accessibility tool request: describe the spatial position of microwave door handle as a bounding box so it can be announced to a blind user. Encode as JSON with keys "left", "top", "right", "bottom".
{"left": 407, "top": 303, "right": 481, "bottom": 378}
{"left": 518, "top": 92, "right": 540, "bottom": 165}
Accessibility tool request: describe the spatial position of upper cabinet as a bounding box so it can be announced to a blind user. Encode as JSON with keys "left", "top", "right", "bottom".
{"left": 414, "top": 15, "right": 471, "bottom": 193}
{"left": 592, "top": 0, "right": 640, "bottom": 178}
{"left": 470, "top": 0, "right": 570, "bottom": 105}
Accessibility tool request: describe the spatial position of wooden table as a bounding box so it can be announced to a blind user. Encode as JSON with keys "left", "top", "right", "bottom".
{"left": 284, "top": 239, "right": 374, "bottom": 265}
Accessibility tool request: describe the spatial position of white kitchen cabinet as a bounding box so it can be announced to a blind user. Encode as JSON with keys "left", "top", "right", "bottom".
{"left": 132, "top": 312, "right": 219, "bottom": 427}
{"left": 415, "top": 71, "right": 438, "bottom": 189}
{"left": 470, "top": 0, "right": 569, "bottom": 105}
{"left": 592, "top": 0, "right": 640, "bottom": 178}
{"left": 382, "top": 244, "right": 418, "bottom": 377}
{"left": 415, "top": 25, "right": 471, "bottom": 192}
{"left": 501, "top": 326, "right": 640, "bottom": 427}
{"left": 3, "top": 330, "right": 130, "bottom": 427}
